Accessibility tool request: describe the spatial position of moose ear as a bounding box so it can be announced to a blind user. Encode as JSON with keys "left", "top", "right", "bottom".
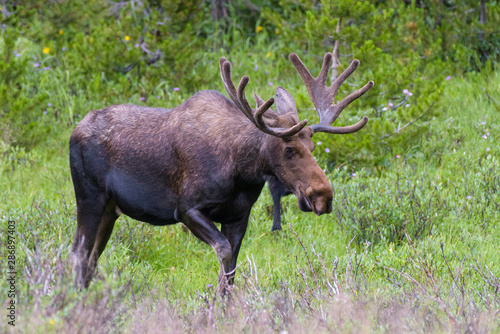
{"left": 252, "top": 88, "right": 266, "bottom": 108}
{"left": 275, "top": 86, "right": 297, "bottom": 115}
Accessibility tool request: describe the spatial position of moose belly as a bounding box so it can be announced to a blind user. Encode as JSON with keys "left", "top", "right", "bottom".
{"left": 106, "top": 170, "right": 178, "bottom": 225}
{"left": 204, "top": 186, "right": 263, "bottom": 224}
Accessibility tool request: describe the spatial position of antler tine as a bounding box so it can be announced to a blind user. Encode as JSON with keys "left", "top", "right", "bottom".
{"left": 237, "top": 75, "right": 257, "bottom": 122}
{"left": 252, "top": 88, "right": 266, "bottom": 108}
{"left": 272, "top": 119, "right": 309, "bottom": 137}
{"left": 219, "top": 58, "right": 243, "bottom": 112}
{"left": 317, "top": 52, "right": 333, "bottom": 87}
{"left": 219, "top": 57, "right": 308, "bottom": 138}
{"left": 254, "top": 99, "right": 276, "bottom": 128}
{"left": 289, "top": 52, "right": 374, "bottom": 135}
{"left": 289, "top": 53, "right": 315, "bottom": 92}
{"left": 331, "top": 59, "right": 360, "bottom": 92}
{"left": 333, "top": 80, "right": 374, "bottom": 122}
{"left": 310, "top": 116, "right": 368, "bottom": 134}
{"left": 253, "top": 88, "right": 279, "bottom": 121}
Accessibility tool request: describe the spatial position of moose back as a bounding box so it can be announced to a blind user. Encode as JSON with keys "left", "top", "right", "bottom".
{"left": 69, "top": 52, "right": 373, "bottom": 290}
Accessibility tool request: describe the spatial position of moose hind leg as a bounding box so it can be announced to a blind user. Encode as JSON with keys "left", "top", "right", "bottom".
{"left": 86, "top": 199, "right": 119, "bottom": 286}
{"left": 268, "top": 177, "right": 291, "bottom": 232}
{"left": 70, "top": 195, "right": 108, "bottom": 289}
{"left": 271, "top": 189, "right": 283, "bottom": 231}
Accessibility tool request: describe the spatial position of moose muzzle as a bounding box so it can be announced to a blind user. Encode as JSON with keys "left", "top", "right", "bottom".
{"left": 297, "top": 184, "right": 333, "bottom": 216}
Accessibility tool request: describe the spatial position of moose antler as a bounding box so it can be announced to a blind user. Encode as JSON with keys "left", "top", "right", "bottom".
{"left": 289, "top": 53, "right": 374, "bottom": 134}
{"left": 219, "top": 57, "right": 307, "bottom": 138}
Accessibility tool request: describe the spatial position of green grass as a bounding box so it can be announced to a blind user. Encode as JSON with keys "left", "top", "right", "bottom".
{"left": 1, "top": 66, "right": 499, "bottom": 332}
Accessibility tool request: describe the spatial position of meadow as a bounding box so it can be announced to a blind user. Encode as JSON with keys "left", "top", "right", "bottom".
{"left": 1, "top": 1, "right": 500, "bottom": 333}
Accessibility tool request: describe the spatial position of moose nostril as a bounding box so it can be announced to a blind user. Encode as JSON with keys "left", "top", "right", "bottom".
{"left": 312, "top": 197, "right": 328, "bottom": 216}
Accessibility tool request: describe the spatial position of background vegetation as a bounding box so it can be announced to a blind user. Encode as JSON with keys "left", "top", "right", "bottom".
{"left": 1, "top": 0, "right": 499, "bottom": 332}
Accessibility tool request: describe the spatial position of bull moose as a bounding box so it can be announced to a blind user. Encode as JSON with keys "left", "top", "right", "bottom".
{"left": 69, "top": 52, "right": 373, "bottom": 290}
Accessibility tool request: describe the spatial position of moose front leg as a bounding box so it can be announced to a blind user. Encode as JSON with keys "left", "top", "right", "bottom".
{"left": 183, "top": 208, "right": 233, "bottom": 292}
{"left": 221, "top": 212, "right": 250, "bottom": 285}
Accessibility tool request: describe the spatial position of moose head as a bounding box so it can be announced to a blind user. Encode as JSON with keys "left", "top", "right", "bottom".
{"left": 69, "top": 52, "right": 373, "bottom": 293}
{"left": 259, "top": 53, "right": 375, "bottom": 230}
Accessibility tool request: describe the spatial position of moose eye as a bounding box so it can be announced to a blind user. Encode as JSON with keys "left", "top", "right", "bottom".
{"left": 284, "top": 147, "right": 294, "bottom": 157}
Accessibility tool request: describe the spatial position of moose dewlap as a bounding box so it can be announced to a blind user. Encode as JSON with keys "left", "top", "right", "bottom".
{"left": 69, "top": 52, "right": 373, "bottom": 292}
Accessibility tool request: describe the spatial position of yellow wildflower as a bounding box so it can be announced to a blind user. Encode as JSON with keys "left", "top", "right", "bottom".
{"left": 171, "top": 267, "right": 175, "bottom": 271}
{"left": 89, "top": 37, "right": 93, "bottom": 44}
{"left": 275, "top": 29, "right": 279, "bottom": 35}
{"left": 59, "top": 30, "right": 63, "bottom": 35}
{"left": 256, "top": 26, "right": 263, "bottom": 33}
{"left": 266, "top": 52, "right": 271, "bottom": 58}
{"left": 43, "top": 47, "right": 50, "bottom": 54}
{"left": 125, "top": 35, "right": 130, "bottom": 41}
{"left": 49, "top": 319, "right": 55, "bottom": 325}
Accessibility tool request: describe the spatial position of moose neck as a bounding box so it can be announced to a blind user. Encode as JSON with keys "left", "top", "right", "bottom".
{"left": 231, "top": 125, "right": 274, "bottom": 184}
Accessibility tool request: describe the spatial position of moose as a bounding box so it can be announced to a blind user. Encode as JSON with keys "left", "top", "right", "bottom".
{"left": 69, "top": 52, "right": 373, "bottom": 291}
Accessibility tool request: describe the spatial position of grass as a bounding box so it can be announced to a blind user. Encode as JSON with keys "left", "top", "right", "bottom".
{"left": 1, "top": 53, "right": 500, "bottom": 333}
